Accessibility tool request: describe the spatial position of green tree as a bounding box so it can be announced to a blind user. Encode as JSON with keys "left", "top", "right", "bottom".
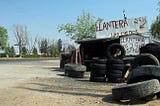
{"left": 58, "top": 11, "right": 103, "bottom": 40}
{"left": 39, "top": 38, "right": 48, "bottom": 54}
{"left": 47, "top": 43, "right": 59, "bottom": 57}
{"left": 5, "top": 45, "right": 15, "bottom": 57}
{"left": 0, "top": 26, "right": 8, "bottom": 50}
{"left": 151, "top": 1, "right": 160, "bottom": 38}
{"left": 151, "top": 18, "right": 160, "bottom": 38}
{"left": 32, "top": 46, "right": 38, "bottom": 55}
{"left": 22, "top": 47, "right": 28, "bottom": 55}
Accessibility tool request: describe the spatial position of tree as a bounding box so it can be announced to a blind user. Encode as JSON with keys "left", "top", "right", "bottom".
{"left": 13, "top": 25, "right": 28, "bottom": 56}
{"left": 47, "top": 43, "right": 59, "bottom": 57}
{"left": 32, "top": 46, "right": 38, "bottom": 55}
{"left": 0, "top": 26, "right": 8, "bottom": 50}
{"left": 22, "top": 47, "right": 28, "bottom": 55}
{"left": 5, "top": 45, "right": 15, "bottom": 57}
{"left": 58, "top": 11, "right": 103, "bottom": 40}
{"left": 38, "top": 38, "right": 48, "bottom": 54}
{"left": 151, "top": 1, "right": 160, "bottom": 38}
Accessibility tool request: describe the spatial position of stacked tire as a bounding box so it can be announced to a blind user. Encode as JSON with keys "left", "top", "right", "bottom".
{"left": 140, "top": 43, "right": 160, "bottom": 61}
{"left": 106, "top": 43, "right": 126, "bottom": 83}
{"left": 126, "top": 53, "right": 160, "bottom": 99}
{"left": 90, "top": 58, "right": 107, "bottom": 82}
{"left": 107, "top": 59, "right": 125, "bottom": 83}
{"left": 60, "top": 52, "right": 71, "bottom": 69}
{"left": 64, "top": 64, "right": 86, "bottom": 78}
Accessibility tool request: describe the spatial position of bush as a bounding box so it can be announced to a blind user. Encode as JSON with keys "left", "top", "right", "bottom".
{"left": 22, "top": 54, "right": 40, "bottom": 58}
{"left": 0, "top": 53, "right": 6, "bottom": 57}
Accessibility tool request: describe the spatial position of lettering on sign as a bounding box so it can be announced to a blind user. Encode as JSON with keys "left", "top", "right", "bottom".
{"left": 96, "top": 17, "right": 148, "bottom": 38}
{"left": 120, "top": 35, "right": 149, "bottom": 55}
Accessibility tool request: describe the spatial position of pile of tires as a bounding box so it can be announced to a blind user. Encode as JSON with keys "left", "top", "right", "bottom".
{"left": 107, "top": 59, "right": 125, "bottom": 83}
{"left": 128, "top": 53, "right": 160, "bottom": 84}
{"left": 106, "top": 43, "right": 126, "bottom": 83}
{"left": 90, "top": 58, "right": 107, "bottom": 82}
{"left": 140, "top": 43, "right": 160, "bottom": 61}
{"left": 60, "top": 52, "right": 71, "bottom": 69}
{"left": 130, "top": 53, "right": 160, "bottom": 71}
{"left": 64, "top": 64, "right": 86, "bottom": 78}
{"left": 117, "top": 53, "right": 160, "bottom": 100}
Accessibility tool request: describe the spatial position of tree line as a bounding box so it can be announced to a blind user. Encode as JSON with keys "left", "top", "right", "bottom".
{"left": 0, "top": 25, "right": 75, "bottom": 58}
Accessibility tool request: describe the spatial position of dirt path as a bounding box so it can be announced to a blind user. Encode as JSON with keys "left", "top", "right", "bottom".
{"left": 0, "top": 59, "right": 160, "bottom": 106}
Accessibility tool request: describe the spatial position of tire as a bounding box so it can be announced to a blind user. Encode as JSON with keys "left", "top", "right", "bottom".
{"left": 106, "top": 43, "right": 126, "bottom": 60}
{"left": 64, "top": 64, "right": 86, "bottom": 72}
{"left": 112, "top": 79, "right": 160, "bottom": 100}
{"left": 108, "top": 64, "right": 125, "bottom": 70}
{"left": 140, "top": 44, "right": 160, "bottom": 61}
{"left": 108, "top": 78, "right": 123, "bottom": 83}
{"left": 67, "top": 71, "right": 85, "bottom": 78}
{"left": 107, "top": 69, "right": 123, "bottom": 75}
{"left": 90, "top": 70, "right": 105, "bottom": 77}
{"left": 127, "top": 65, "right": 160, "bottom": 84}
{"left": 97, "top": 59, "right": 107, "bottom": 64}
{"left": 145, "top": 43, "right": 160, "bottom": 47}
{"left": 92, "top": 63, "right": 106, "bottom": 70}
{"left": 130, "top": 53, "right": 160, "bottom": 71}
{"left": 91, "top": 69, "right": 106, "bottom": 75}
{"left": 90, "top": 74, "right": 106, "bottom": 82}
{"left": 60, "top": 59, "right": 65, "bottom": 69}
{"left": 107, "top": 73, "right": 123, "bottom": 78}
{"left": 107, "top": 59, "right": 124, "bottom": 64}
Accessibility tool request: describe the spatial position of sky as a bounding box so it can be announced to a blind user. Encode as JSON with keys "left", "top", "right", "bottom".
{"left": 0, "top": 0, "right": 159, "bottom": 46}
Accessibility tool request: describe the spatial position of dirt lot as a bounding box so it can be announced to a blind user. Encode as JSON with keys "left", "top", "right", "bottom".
{"left": 0, "top": 59, "right": 160, "bottom": 106}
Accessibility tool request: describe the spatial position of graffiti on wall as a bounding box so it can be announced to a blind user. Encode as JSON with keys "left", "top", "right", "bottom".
{"left": 96, "top": 16, "right": 148, "bottom": 39}
{"left": 120, "top": 35, "right": 149, "bottom": 55}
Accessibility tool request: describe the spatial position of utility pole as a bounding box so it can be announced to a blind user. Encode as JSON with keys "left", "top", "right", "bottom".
{"left": 123, "top": 9, "right": 127, "bottom": 20}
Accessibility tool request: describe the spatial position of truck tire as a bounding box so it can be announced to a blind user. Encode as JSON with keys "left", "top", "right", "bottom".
{"left": 108, "top": 64, "right": 125, "bottom": 70}
{"left": 106, "top": 43, "right": 125, "bottom": 60}
{"left": 127, "top": 65, "right": 160, "bottom": 84}
{"left": 140, "top": 43, "right": 160, "bottom": 61}
{"left": 112, "top": 79, "right": 160, "bottom": 100}
{"left": 130, "top": 53, "right": 160, "bottom": 71}
{"left": 92, "top": 63, "right": 106, "bottom": 70}
{"left": 108, "top": 77, "right": 123, "bottom": 83}
{"left": 96, "top": 58, "right": 108, "bottom": 64}
{"left": 90, "top": 72, "right": 106, "bottom": 82}
{"left": 67, "top": 71, "right": 85, "bottom": 78}
{"left": 64, "top": 64, "right": 86, "bottom": 72}
{"left": 107, "top": 59, "right": 124, "bottom": 64}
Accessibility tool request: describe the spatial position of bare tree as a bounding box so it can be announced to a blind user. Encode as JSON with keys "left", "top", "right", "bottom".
{"left": 13, "top": 25, "right": 28, "bottom": 56}
{"left": 27, "top": 35, "right": 38, "bottom": 54}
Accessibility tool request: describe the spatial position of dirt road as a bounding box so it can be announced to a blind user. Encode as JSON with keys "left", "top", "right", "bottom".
{"left": 0, "top": 59, "right": 160, "bottom": 106}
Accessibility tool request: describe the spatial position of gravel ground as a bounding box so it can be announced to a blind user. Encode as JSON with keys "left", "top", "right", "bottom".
{"left": 0, "top": 58, "right": 160, "bottom": 106}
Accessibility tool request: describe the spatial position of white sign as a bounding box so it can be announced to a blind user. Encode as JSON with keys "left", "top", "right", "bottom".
{"left": 96, "top": 17, "right": 148, "bottom": 38}
{"left": 120, "top": 35, "right": 149, "bottom": 55}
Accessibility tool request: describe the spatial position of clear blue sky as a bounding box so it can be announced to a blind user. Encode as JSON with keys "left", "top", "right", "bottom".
{"left": 0, "top": 0, "right": 159, "bottom": 45}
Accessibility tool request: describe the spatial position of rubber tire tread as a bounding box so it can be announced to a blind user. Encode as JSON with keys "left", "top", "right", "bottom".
{"left": 106, "top": 43, "right": 126, "bottom": 60}
{"left": 67, "top": 71, "right": 84, "bottom": 78}
{"left": 92, "top": 63, "right": 106, "bottom": 70}
{"left": 107, "top": 64, "right": 125, "bottom": 70}
{"left": 127, "top": 65, "right": 160, "bottom": 84}
{"left": 64, "top": 64, "right": 86, "bottom": 72}
{"left": 130, "top": 53, "right": 160, "bottom": 71}
{"left": 112, "top": 79, "right": 160, "bottom": 100}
